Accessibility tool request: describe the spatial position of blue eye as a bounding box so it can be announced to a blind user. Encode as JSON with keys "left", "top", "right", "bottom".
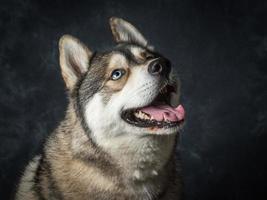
{"left": 111, "top": 69, "right": 126, "bottom": 80}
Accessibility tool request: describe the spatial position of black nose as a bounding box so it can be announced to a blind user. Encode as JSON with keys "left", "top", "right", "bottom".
{"left": 148, "top": 58, "right": 171, "bottom": 77}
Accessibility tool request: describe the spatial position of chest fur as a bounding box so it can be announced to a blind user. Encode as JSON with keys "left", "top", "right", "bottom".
{"left": 99, "top": 134, "right": 176, "bottom": 189}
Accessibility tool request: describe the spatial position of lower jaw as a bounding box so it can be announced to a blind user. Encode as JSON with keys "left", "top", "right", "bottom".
{"left": 122, "top": 117, "right": 183, "bottom": 132}
{"left": 141, "top": 125, "right": 181, "bottom": 136}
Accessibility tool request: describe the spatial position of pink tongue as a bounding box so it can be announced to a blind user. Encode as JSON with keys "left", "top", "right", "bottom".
{"left": 140, "top": 104, "right": 185, "bottom": 122}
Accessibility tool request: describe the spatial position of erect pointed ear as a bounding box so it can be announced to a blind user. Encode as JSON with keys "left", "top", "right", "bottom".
{"left": 59, "top": 35, "right": 93, "bottom": 90}
{"left": 109, "top": 17, "right": 153, "bottom": 50}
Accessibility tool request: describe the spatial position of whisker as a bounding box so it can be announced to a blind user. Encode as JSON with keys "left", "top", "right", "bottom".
{"left": 123, "top": 81, "right": 156, "bottom": 105}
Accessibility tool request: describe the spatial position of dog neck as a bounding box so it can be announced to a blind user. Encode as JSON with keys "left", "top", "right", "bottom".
{"left": 97, "top": 133, "right": 176, "bottom": 180}
{"left": 67, "top": 102, "right": 177, "bottom": 196}
{"left": 96, "top": 133, "right": 176, "bottom": 197}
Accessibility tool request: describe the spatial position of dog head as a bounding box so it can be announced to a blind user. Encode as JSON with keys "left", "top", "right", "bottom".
{"left": 59, "top": 17, "right": 185, "bottom": 142}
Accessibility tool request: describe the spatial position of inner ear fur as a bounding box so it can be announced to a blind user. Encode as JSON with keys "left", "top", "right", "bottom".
{"left": 109, "top": 17, "right": 152, "bottom": 49}
{"left": 59, "top": 35, "right": 93, "bottom": 90}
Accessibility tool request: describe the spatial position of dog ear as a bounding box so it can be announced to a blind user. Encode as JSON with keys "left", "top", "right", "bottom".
{"left": 109, "top": 17, "right": 153, "bottom": 49}
{"left": 59, "top": 35, "right": 93, "bottom": 90}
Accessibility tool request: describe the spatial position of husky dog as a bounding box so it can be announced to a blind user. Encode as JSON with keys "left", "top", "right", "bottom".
{"left": 15, "top": 17, "right": 185, "bottom": 200}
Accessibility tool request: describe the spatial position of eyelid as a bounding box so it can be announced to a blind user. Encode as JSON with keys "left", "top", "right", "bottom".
{"left": 110, "top": 69, "right": 125, "bottom": 76}
{"left": 140, "top": 51, "right": 154, "bottom": 61}
{"left": 120, "top": 69, "right": 126, "bottom": 74}
{"left": 146, "top": 54, "right": 154, "bottom": 59}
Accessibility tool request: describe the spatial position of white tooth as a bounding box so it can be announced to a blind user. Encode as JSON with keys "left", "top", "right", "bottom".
{"left": 134, "top": 111, "right": 152, "bottom": 120}
{"left": 145, "top": 115, "right": 150, "bottom": 120}
{"left": 134, "top": 111, "right": 148, "bottom": 120}
{"left": 163, "top": 115, "right": 170, "bottom": 122}
{"left": 170, "top": 92, "right": 180, "bottom": 107}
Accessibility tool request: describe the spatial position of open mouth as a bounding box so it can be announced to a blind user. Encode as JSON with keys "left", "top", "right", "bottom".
{"left": 121, "top": 84, "right": 185, "bottom": 129}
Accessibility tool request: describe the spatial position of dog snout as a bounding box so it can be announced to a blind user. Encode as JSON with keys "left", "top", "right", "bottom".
{"left": 148, "top": 58, "right": 171, "bottom": 77}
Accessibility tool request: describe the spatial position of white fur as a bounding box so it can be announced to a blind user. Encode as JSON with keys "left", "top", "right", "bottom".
{"left": 130, "top": 46, "right": 146, "bottom": 60}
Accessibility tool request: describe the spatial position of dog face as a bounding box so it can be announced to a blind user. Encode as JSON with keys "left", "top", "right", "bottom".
{"left": 59, "top": 17, "right": 185, "bottom": 142}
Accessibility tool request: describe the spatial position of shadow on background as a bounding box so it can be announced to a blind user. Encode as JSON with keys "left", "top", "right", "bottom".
{"left": 0, "top": 0, "right": 266, "bottom": 199}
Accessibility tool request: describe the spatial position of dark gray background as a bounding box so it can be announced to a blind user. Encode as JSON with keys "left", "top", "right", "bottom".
{"left": 0, "top": 0, "right": 266, "bottom": 199}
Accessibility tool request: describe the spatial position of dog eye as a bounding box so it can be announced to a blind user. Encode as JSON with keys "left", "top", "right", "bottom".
{"left": 111, "top": 69, "right": 126, "bottom": 80}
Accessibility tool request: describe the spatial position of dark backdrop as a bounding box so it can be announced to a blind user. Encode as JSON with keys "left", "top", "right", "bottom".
{"left": 0, "top": 0, "right": 267, "bottom": 199}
